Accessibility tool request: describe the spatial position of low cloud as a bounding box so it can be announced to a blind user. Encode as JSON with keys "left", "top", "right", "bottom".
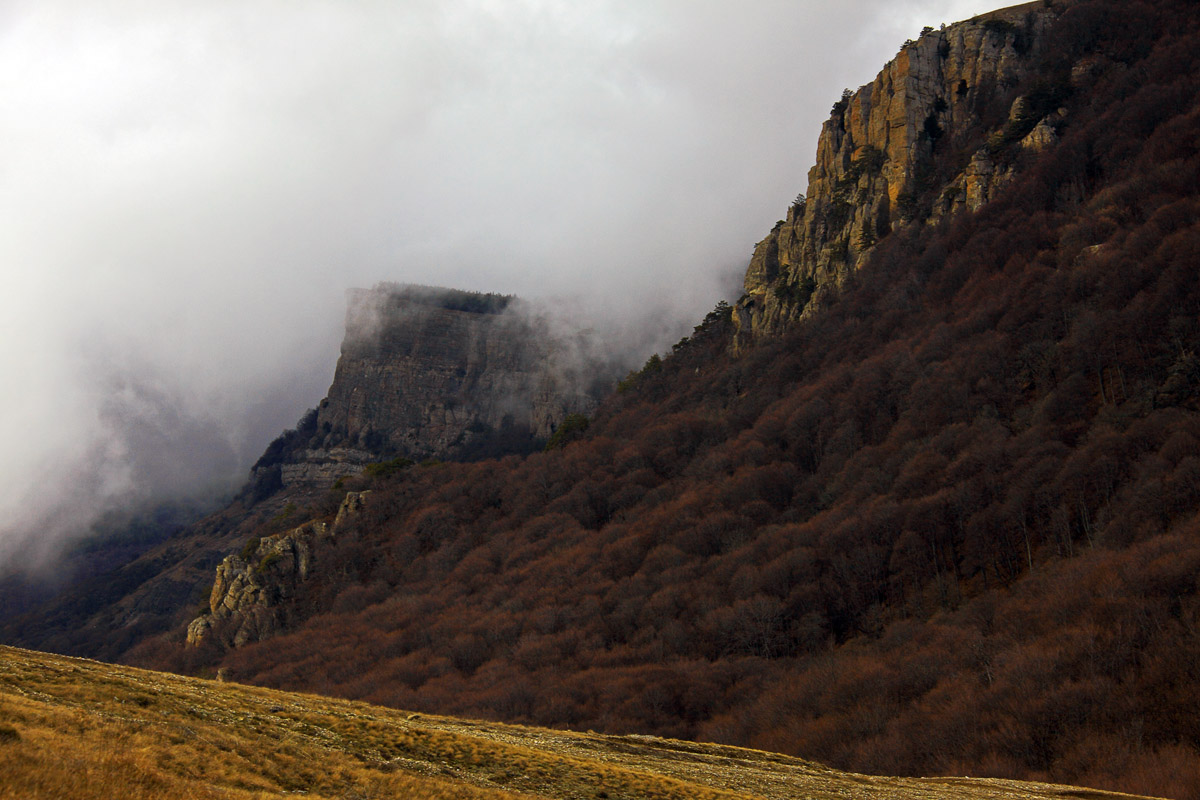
{"left": 0, "top": 0, "right": 1002, "bottom": 569}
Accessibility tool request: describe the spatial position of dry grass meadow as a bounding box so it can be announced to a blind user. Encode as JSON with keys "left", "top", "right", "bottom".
{"left": 0, "top": 645, "right": 1163, "bottom": 800}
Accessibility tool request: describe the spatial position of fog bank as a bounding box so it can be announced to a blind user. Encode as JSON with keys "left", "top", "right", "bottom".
{"left": 0, "top": 0, "right": 1002, "bottom": 568}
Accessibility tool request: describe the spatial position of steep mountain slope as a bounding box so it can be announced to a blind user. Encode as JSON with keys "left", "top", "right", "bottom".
{"left": 736, "top": 0, "right": 1058, "bottom": 339}
{"left": 8, "top": 0, "right": 1200, "bottom": 796}
{"left": 256, "top": 284, "right": 610, "bottom": 497}
{"left": 123, "top": 1, "right": 1200, "bottom": 797}
{"left": 247, "top": 283, "right": 612, "bottom": 501}
{"left": 0, "top": 493, "right": 303, "bottom": 663}
{"left": 0, "top": 285, "right": 611, "bottom": 661}
{"left": 0, "top": 645, "right": 1160, "bottom": 800}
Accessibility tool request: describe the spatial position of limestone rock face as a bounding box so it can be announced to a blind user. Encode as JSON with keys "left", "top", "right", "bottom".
{"left": 1021, "top": 114, "right": 1062, "bottom": 152}
{"left": 313, "top": 285, "right": 605, "bottom": 462}
{"left": 186, "top": 492, "right": 370, "bottom": 648}
{"left": 735, "top": 1, "right": 1064, "bottom": 345}
{"left": 191, "top": 286, "right": 615, "bottom": 648}
{"left": 278, "top": 448, "right": 376, "bottom": 492}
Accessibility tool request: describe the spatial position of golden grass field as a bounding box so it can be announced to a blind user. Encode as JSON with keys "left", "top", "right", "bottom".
{"left": 0, "top": 645, "right": 1162, "bottom": 800}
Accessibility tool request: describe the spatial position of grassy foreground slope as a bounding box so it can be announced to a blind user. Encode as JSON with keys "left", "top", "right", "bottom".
{"left": 0, "top": 646, "right": 1158, "bottom": 800}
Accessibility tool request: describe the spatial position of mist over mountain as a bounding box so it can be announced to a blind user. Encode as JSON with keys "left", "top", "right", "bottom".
{"left": 0, "top": 0, "right": 1002, "bottom": 572}
{"left": 8, "top": 0, "right": 1200, "bottom": 798}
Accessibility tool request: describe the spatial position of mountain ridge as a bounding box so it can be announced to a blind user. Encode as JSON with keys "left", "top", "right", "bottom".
{"left": 248, "top": 282, "right": 614, "bottom": 499}
{"left": 5, "top": 0, "right": 1200, "bottom": 796}
{"left": 735, "top": 0, "right": 1061, "bottom": 343}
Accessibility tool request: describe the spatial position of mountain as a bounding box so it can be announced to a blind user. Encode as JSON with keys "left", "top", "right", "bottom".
{"left": 8, "top": 0, "right": 1200, "bottom": 796}
{"left": 0, "top": 644, "right": 1160, "bottom": 800}
{"left": 734, "top": 0, "right": 1060, "bottom": 339}
{"left": 246, "top": 283, "right": 613, "bottom": 499}
{"left": 0, "top": 284, "right": 612, "bottom": 661}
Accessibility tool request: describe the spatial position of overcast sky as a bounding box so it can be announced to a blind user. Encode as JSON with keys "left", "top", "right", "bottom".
{"left": 0, "top": 0, "right": 1004, "bottom": 567}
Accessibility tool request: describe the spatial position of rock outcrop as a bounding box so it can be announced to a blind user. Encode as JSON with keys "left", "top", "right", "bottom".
{"left": 192, "top": 285, "right": 617, "bottom": 648}
{"left": 243, "top": 284, "right": 616, "bottom": 497}
{"left": 276, "top": 447, "right": 377, "bottom": 494}
{"left": 735, "top": 1, "right": 1065, "bottom": 344}
{"left": 187, "top": 491, "right": 370, "bottom": 648}
{"left": 315, "top": 284, "right": 607, "bottom": 463}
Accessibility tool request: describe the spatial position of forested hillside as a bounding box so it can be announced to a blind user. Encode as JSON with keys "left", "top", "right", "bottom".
{"left": 126, "top": 2, "right": 1200, "bottom": 797}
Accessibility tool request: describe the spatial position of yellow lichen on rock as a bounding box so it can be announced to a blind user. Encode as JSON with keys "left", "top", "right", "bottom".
{"left": 734, "top": 2, "right": 1059, "bottom": 348}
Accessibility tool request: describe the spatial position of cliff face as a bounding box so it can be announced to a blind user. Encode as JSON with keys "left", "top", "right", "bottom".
{"left": 189, "top": 285, "right": 615, "bottom": 649}
{"left": 254, "top": 285, "right": 610, "bottom": 494}
{"left": 187, "top": 491, "right": 370, "bottom": 648}
{"left": 735, "top": 0, "right": 1062, "bottom": 343}
{"left": 317, "top": 286, "right": 599, "bottom": 458}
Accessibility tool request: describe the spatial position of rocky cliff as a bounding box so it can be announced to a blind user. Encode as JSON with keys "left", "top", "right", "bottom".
{"left": 735, "top": 0, "right": 1064, "bottom": 343}
{"left": 316, "top": 284, "right": 603, "bottom": 459}
{"left": 187, "top": 491, "right": 370, "bottom": 648}
{"left": 189, "top": 284, "right": 616, "bottom": 648}
{"left": 251, "top": 284, "right": 613, "bottom": 495}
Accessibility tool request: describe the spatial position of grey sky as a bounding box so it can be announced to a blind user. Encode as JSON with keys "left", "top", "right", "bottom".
{"left": 0, "top": 0, "right": 1003, "bottom": 567}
